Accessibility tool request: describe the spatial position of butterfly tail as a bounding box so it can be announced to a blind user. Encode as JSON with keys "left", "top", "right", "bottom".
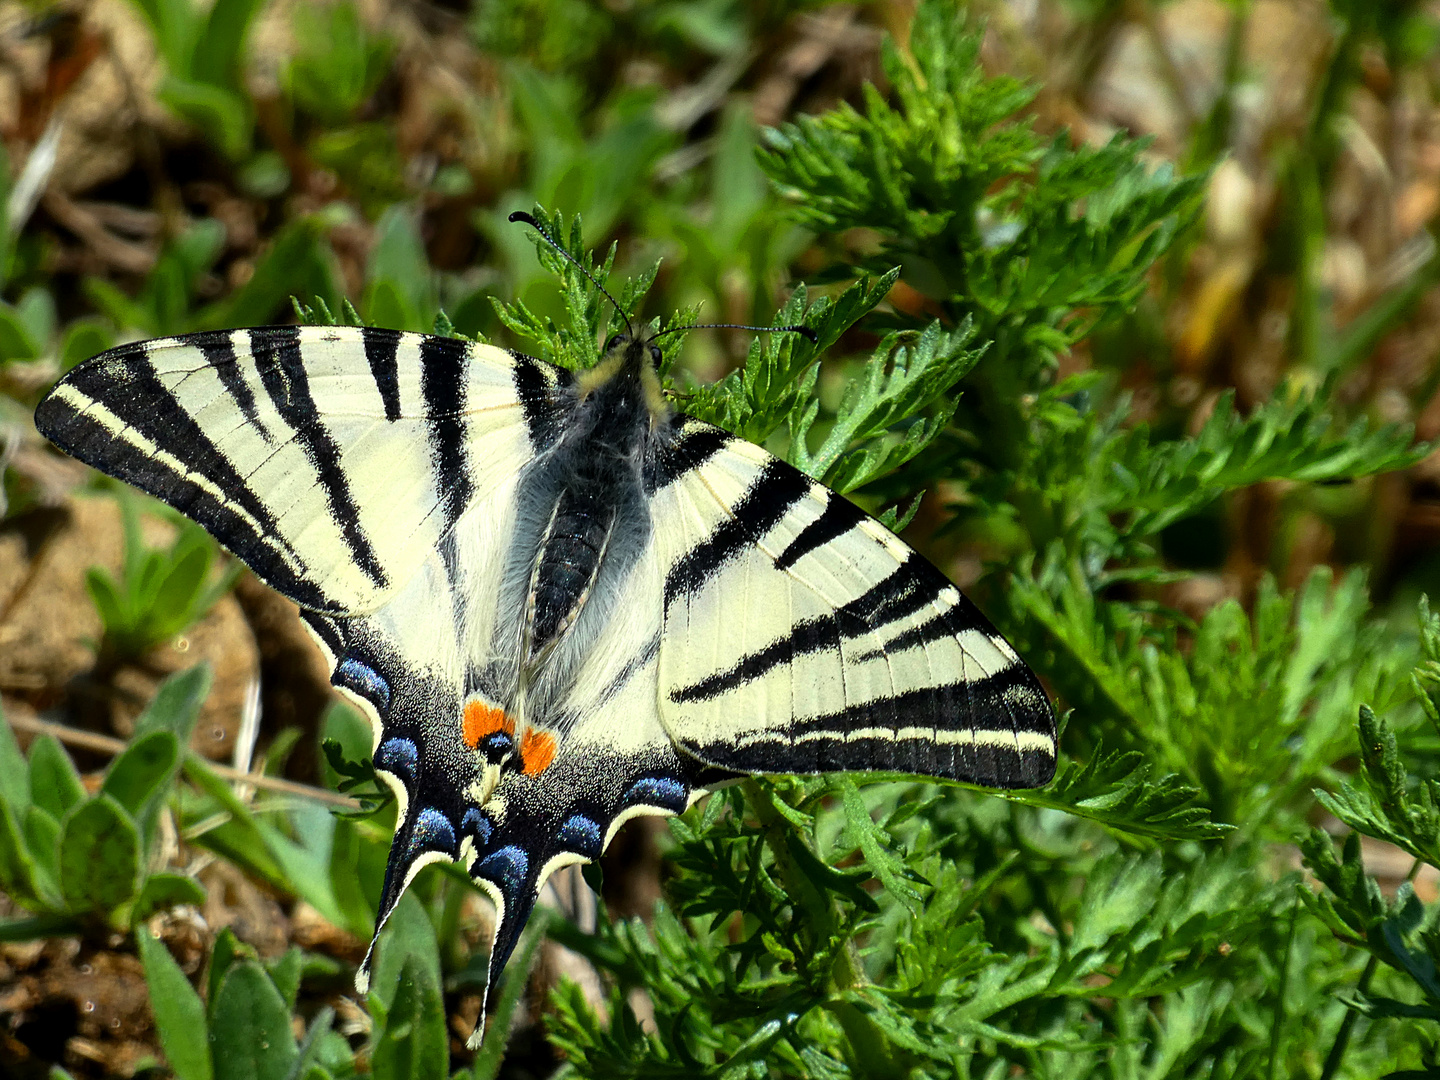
{"left": 355, "top": 794, "right": 462, "bottom": 994}
{"left": 464, "top": 843, "right": 545, "bottom": 1047}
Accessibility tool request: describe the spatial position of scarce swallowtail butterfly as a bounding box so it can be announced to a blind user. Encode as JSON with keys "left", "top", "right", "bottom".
{"left": 33, "top": 213, "right": 1055, "bottom": 1047}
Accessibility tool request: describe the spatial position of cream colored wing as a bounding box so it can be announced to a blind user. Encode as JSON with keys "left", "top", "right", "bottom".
{"left": 649, "top": 418, "right": 1056, "bottom": 789}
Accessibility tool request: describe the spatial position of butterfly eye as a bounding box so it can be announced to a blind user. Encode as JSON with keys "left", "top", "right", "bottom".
{"left": 649, "top": 345, "right": 662, "bottom": 365}
{"left": 604, "top": 334, "right": 624, "bottom": 352}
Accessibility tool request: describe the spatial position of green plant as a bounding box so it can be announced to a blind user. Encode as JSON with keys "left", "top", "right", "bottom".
{"left": 127, "top": 0, "right": 267, "bottom": 160}
{"left": 139, "top": 924, "right": 348, "bottom": 1080}
{"left": 84, "top": 494, "right": 241, "bottom": 666}
{"left": 284, "top": 1, "right": 394, "bottom": 127}
{"left": 0, "top": 668, "right": 209, "bottom": 936}
{"left": 1299, "top": 599, "right": 1440, "bottom": 1077}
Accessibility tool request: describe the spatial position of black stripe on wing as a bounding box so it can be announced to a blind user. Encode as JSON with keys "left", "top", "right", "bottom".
{"left": 668, "top": 547, "right": 976, "bottom": 705}
{"left": 685, "top": 665, "right": 1055, "bottom": 789}
{"left": 664, "top": 460, "right": 811, "bottom": 605}
{"left": 842, "top": 552, "right": 947, "bottom": 627}
{"left": 251, "top": 327, "right": 389, "bottom": 592}
{"left": 364, "top": 328, "right": 403, "bottom": 421}
{"left": 774, "top": 493, "right": 865, "bottom": 570}
{"left": 670, "top": 616, "right": 841, "bottom": 703}
{"left": 420, "top": 336, "right": 474, "bottom": 531}
{"left": 34, "top": 340, "right": 327, "bottom": 609}
{"left": 512, "top": 354, "right": 574, "bottom": 451}
{"left": 193, "top": 330, "right": 271, "bottom": 439}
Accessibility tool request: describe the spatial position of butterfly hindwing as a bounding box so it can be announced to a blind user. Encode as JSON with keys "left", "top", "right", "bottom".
{"left": 650, "top": 418, "right": 1056, "bottom": 789}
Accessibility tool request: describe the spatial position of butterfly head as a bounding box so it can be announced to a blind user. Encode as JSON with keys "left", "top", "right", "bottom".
{"left": 574, "top": 328, "right": 670, "bottom": 423}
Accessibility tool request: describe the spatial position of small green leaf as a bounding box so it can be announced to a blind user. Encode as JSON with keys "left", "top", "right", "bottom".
{"left": 22, "top": 805, "right": 61, "bottom": 906}
{"left": 102, "top": 730, "right": 180, "bottom": 821}
{"left": 149, "top": 545, "right": 211, "bottom": 639}
{"left": 59, "top": 319, "right": 112, "bottom": 371}
{"left": 206, "top": 927, "right": 244, "bottom": 1017}
{"left": 190, "top": 0, "right": 265, "bottom": 92}
{"left": 137, "top": 927, "right": 213, "bottom": 1080}
{"left": 158, "top": 77, "right": 253, "bottom": 160}
{"left": 59, "top": 795, "right": 140, "bottom": 914}
{"left": 209, "top": 960, "right": 298, "bottom": 1080}
{"left": 838, "top": 779, "right": 924, "bottom": 913}
{"left": 0, "top": 300, "right": 40, "bottom": 360}
{"left": 134, "top": 873, "right": 207, "bottom": 922}
{"left": 369, "top": 891, "right": 443, "bottom": 1013}
{"left": 0, "top": 798, "right": 38, "bottom": 903}
{"left": 135, "top": 665, "right": 212, "bottom": 745}
{"left": 266, "top": 948, "right": 304, "bottom": 1012}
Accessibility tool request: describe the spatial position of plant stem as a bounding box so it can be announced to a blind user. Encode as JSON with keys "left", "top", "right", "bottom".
{"left": 1268, "top": 892, "right": 1301, "bottom": 1080}
{"left": 1319, "top": 954, "right": 1379, "bottom": 1080}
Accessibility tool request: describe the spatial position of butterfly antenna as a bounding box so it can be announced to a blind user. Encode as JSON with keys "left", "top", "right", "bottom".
{"left": 508, "top": 211, "right": 633, "bottom": 338}
{"left": 654, "top": 322, "right": 819, "bottom": 345}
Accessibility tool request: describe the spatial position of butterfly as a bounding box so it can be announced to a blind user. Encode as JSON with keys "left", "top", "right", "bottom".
{"left": 33, "top": 212, "right": 1055, "bottom": 1046}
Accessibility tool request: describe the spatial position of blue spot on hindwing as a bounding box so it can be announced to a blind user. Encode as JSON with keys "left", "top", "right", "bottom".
{"left": 481, "top": 732, "right": 513, "bottom": 757}
{"left": 373, "top": 737, "right": 418, "bottom": 783}
{"left": 334, "top": 657, "right": 391, "bottom": 711}
{"left": 462, "top": 807, "right": 493, "bottom": 846}
{"left": 558, "top": 814, "right": 602, "bottom": 857}
{"left": 478, "top": 845, "right": 529, "bottom": 893}
{"left": 624, "top": 775, "right": 687, "bottom": 812}
{"left": 410, "top": 807, "right": 457, "bottom": 856}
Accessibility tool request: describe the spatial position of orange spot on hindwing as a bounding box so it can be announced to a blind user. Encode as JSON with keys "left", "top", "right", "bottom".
{"left": 462, "top": 698, "right": 513, "bottom": 749}
{"left": 520, "top": 729, "right": 557, "bottom": 775}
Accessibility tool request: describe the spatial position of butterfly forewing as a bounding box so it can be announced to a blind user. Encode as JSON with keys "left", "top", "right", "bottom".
{"left": 651, "top": 419, "right": 1055, "bottom": 788}
{"left": 33, "top": 326, "right": 532, "bottom": 614}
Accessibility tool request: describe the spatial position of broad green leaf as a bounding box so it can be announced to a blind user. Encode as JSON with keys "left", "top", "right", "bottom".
{"left": 58, "top": 319, "right": 112, "bottom": 371}
{"left": 0, "top": 701, "right": 29, "bottom": 814}
{"left": 22, "top": 805, "right": 61, "bottom": 906}
{"left": 27, "top": 735, "right": 85, "bottom": 820}
{"left": 190, "top": 0, "right": 265, "bottom": 91}
{"left": 368, "top": 891, "right": 442, "bottom": 1013}
{"left": 157, "top": 77, "right": 253, "bottom": 160}
{"left": 59, "top": 795, "right": 140, "bottom": 914}
{"left": 102, "top": 730, "right": 180, "bottom": 821}
{"left": 369, "top": 955, "right": 447, "bottom": 1080}
{"left": 207, "top": 927, "right": 244, "bottom": 1018}
{"left": 137, "top": 927, "right": 213, "bottom": 1080}
{"left": 291, "top": 1008, "right": 340, "bottom": 1080}
{"left": 0, "top": 300, "right": 39, "bottom": 360}
{"left": 0, "top": 797, "right": 38, "bottom": 903}
{"left": 128, "top": 0, "right": 202, "bottom": 75}
{"left": 149, "top": 545, "right": 211, "bottom": 639}
{"left": 266, "top": 948, "right": 304, "bottom": 1012}
{"left": 210, "top": 960, "right": 298, "bottom": 1080}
